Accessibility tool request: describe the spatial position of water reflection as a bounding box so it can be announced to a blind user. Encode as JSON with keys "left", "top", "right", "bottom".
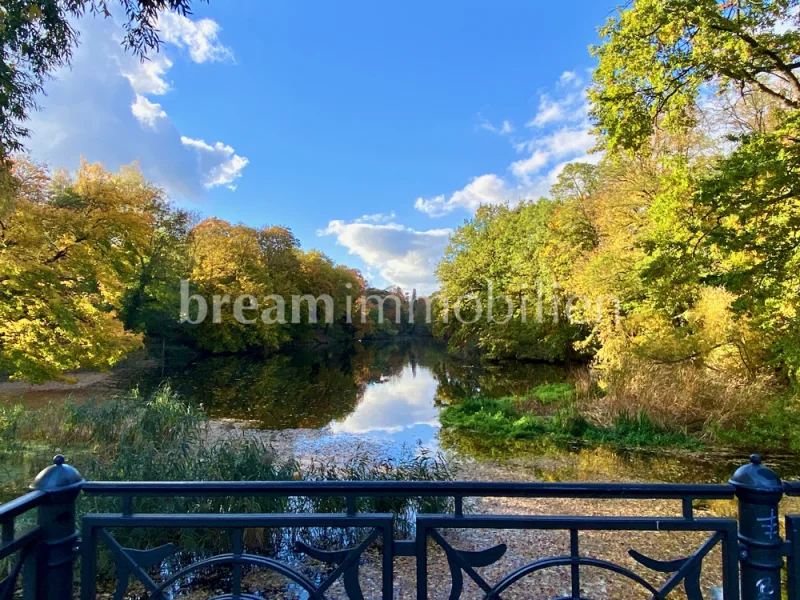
{"left": 141, "top": 340, "right": 569, "bottom": 438}
{"left": 0, "top": 340, "right": 570, "bottom": 447}
{"left": 329, "top": 363, "right": 441, "bottom": 447}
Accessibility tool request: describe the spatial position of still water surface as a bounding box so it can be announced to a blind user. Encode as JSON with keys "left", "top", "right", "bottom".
{"left": 3, "top": 339, "right": 800, "bottom": 483}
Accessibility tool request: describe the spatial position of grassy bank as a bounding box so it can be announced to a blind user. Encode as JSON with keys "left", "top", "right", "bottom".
{"left": 440, "top": 377, "right": 800, "bottom": 454}
{"left": 440, "top": 384, "right": 701, "bottom": 451}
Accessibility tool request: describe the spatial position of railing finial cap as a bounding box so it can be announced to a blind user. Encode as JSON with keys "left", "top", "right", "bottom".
{"left": 31, "top": 456, "right": 83, "bottom": 492}
{"left": 730, "top": 453, "right": 782, "bottom": 494}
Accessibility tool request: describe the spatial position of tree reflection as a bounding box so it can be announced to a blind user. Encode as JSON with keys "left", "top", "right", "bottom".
{"left": 159, "top": 340, "right": 572, "bottom": 430}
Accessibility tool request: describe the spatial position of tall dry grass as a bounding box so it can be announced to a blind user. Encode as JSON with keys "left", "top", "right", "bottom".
{"left": 589, "top": 359, "right": 777, "bottom": 433}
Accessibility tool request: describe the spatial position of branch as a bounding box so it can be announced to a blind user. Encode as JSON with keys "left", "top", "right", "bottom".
{"left": 44, "top": 235, "right": 88, "bottom": 265}
{"left": 708, "top": 18, "right": 800, "bottom": 98}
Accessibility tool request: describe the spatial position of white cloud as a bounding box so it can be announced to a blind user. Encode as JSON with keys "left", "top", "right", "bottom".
{"left": 528, "top": 95, "right": 566, "bottom": 127}
{"left": 330, "top": 365, "right": 440, "bottom": 435}
{"left": 157, "top": 12, "right": 234, "bottom": 63}
{"left": 510, "top": 150, "right": 549, "bottom": 180}
{"left": 415, "top": 174, "right": 514, "bottom": 217}
{"left": 527, "top": 92, "right": 587, "bottom": 128}
{"left": 414, "top": 69, "right": 599, "bottom": 217}
{"left": 516, "top": 125, "right": 595, "bottom": 160}
{"left": 558, "top": 70, "right": 579, "bottom": 86}
{"left": 479, "top": 117, "right": 514, "bottom": 135}
{"left": 26, "top": 14, "right": 246, "bottom": 200}
{"left": 180, "top": 137, "right": 249, "bottom": 189}
{"left": 319, "top": 219, "right": 451, "bottom": 293}
{"left": 131, "top": 94, "right": 167, "bottom": 128}
{"left": 509, "top": 122, "right": 597, "bottom": 186}
{"left": 120, "top": 53, "right": 172, "bottom": 95}
{"left": 355, "top": 212, "right": 397, "bottom": 224}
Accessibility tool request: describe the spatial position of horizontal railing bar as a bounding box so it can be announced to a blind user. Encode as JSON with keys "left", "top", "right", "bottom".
{"left": 785, "top": 482, "right": 800, "bottom": 496}
{"left": 83, "top": 513, "right": 394, "bottom": 528}
{"left": 417, "top": 514, "right": 738, "bottom": 532}
{"left": 81, "top": 480, "right": 736, "bottom": 500}
{"left": 0, "top": 526, "right": 43, "bottom": 561}
{"left": 0, "top": 490, "right": 47, "bottom": 520}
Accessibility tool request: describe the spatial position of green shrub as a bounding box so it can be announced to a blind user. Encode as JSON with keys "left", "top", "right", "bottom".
{"left": 1, "top": 385, "right": 453, "bottom": 573}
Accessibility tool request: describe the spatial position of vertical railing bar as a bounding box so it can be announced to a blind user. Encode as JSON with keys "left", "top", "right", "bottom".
{"left": 786, "top": 516, "right": 799, "bottom": 600}
{"left": 346, "top": 495, "right": 357, "bottom": 517}
{"left": 232, "top": 528, "right": 243, "bottom": 598}
{"left": 416, "top": 522, "right": 427, "bottom": 600}
{"left": 454, "top": 496, "right": 463, "bottom": 518}
{"left": 682, "top": 498, "right": 693, "bottom": 520}
{"left": 121, "top": 495, "right": 133, "bottom": 516}
{"left": 722, "top": 522, "right": 741, "bottom": 600}
{"left": 79, "top": 523, "right": 97, "bottom": 600}
{"left": 570, "top": 529, "right": 580, "bottom": 600}
{"left": 381, "top": 523, "right": 393, "bottom": 600}
{"left": 1, "top": 518, "right": 13, "bottom": 544}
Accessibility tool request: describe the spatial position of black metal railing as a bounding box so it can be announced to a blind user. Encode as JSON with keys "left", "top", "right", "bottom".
{"left": 1, "top": 453, "right": 798, "bottom": 598}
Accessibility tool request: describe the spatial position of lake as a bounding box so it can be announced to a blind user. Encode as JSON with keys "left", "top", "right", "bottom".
{"left": 3, "top": 339, "right": 800, "bottom": 484}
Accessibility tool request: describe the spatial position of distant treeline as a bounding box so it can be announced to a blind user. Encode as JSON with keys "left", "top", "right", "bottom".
{"left": 0, "top": 160, "right": 428, "bottom": 383}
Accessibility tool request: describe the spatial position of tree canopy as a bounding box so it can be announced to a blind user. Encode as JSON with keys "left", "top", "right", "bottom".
{"left": 590, "top": 0, "right": 800, "bottom": 152}
{"left": 0, "top": 159, "right": 421, "bottom": 382}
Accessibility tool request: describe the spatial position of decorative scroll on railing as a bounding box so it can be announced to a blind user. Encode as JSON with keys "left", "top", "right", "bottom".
{"left": 416, "top": 514, "right": 739, "bottom": 600}
{"left": 1, "top": 453, "right": 799, "bottom": 599}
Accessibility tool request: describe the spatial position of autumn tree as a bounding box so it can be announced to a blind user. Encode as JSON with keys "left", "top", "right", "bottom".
{"left": 590, "top": 0, "right": 800, "bottom": 152}
{"left": 435, "top": 201, "right": 584, "bottom": 361}
{"left": 0, "top": 159, "right": 158, "bottom": 381}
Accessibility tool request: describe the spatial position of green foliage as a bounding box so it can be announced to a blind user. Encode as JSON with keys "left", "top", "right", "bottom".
{"left": 0, "top": 159, "right": 420, "bottom": 383}
{"left": 0, "top": 386, "right": 453, "bottom": 562}
{"left": 590, "top": 0, "right": 800, "bottom": 152}
{"left": 434, "top": 201, "right": 586, "bottom": 361}
{"left": 435, "top": 3, "right": 800, "bottom": 438}
{"left": 690, "top": 115, "right": 800, "bottom": 376}
{"left": 0, "top": 160, "right": 154, "bottom": 382}
{"left": 714, "top": 393, "right": 800, "bottom": 452}
{"left": 528, "top": 382, "right": 574, "bottom": 405}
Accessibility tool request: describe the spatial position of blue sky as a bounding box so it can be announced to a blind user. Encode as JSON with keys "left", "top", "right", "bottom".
{"left": 27, "top": 0, "right": 619, "bottom": 293}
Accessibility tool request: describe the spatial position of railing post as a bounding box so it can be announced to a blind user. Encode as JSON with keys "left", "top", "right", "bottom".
{"left": 24, "top": 455, "right": 84, "bottom": 600}
{"left": 730, "top": 454, "right": 784, "bottom": 600}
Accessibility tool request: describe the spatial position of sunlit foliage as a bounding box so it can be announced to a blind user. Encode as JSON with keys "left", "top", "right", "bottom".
{"left": 436, "top": 0, "right": 800, "bottom": 432}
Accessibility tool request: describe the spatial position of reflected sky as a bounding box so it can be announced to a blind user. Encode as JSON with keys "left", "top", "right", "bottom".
{"left": 328, "top": 363, "right": 441, "bottom": 448}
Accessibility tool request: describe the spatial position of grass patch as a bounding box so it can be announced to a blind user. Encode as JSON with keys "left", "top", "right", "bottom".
{"left": 440, "top": 386, "right": 702, "bottom": 450}
{"left": 526, "top": 382, "right": 575, "bottom": 405}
